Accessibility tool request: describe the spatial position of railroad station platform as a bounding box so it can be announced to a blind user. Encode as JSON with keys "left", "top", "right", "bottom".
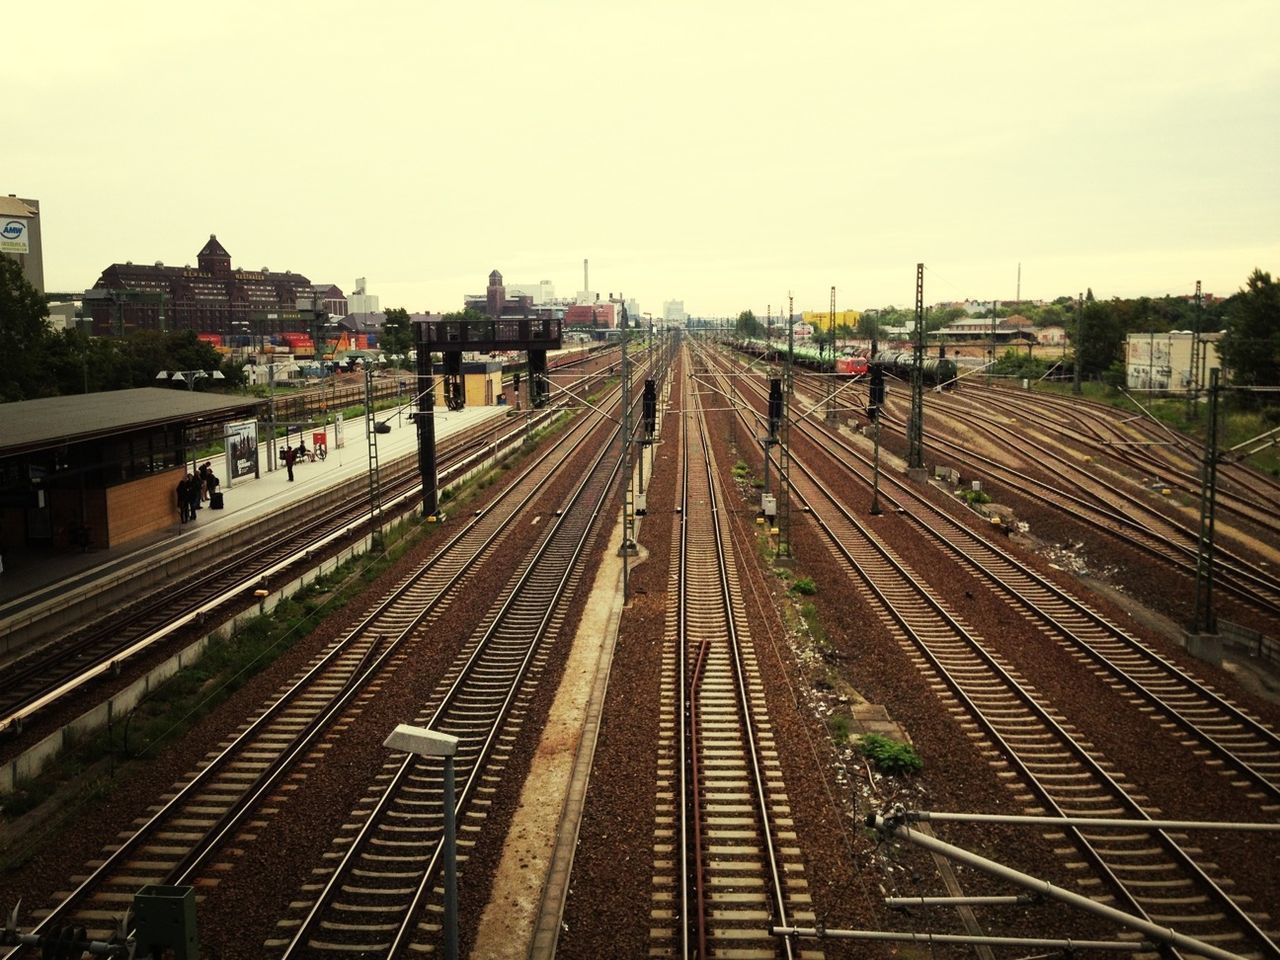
{"left": 0, "top": 404, "right": 501, "bottom": 660}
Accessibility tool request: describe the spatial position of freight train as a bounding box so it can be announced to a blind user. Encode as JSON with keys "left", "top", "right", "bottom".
{"left": 871, "top": 351, "right": 958, "bottom": 387}
{"left": 732, "top": 338, "right": 955, "bottom": 387}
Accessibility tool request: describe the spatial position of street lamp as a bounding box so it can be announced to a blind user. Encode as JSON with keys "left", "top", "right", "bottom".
{"left": 156, "top": 369, "right": 225, "bottom": 390}
{"left": 383, "top": 723, "right": 460, "bottom": 960}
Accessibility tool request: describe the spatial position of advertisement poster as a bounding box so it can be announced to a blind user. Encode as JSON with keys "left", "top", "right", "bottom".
{"left": 225, "top": 420, "right": 260, "bottom": 484}
{"left": 334, "top": 413, "right": 345, "bottom": 449}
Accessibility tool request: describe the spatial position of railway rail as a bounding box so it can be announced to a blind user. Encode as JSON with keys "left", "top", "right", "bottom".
{"left": 866, "top": 389, "right": 1280, "bottom": 622}
{"left": 727, "top": 349, "right": 1280, "bottom": 803}
{"left": 271, "top": 377, "right": 638, "bottom": 957}
{"left": 0, "top": 375, "right": 629, "bottom": 959}
{"left": 979, "top": 384, "right": 1280, "bottom": 516}
{"left": 650, "top": 356, "right": 815, "bottom": 959}
{"left": 935, "top": 387, "right": 1280, "bottom": 546}
{"left": 0, "top": 410, "right": 551, "bottom": 745}
{"left": 699, "top": 344, "right": 1280, "bottom": 956}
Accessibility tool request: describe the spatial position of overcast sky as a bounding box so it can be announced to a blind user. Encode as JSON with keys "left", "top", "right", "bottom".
{"left": 10, "top": 1, "right": 1278, "bottom": 316}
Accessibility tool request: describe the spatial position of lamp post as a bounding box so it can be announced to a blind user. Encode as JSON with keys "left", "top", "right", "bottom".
{"left": 156, "top": 369, "right": 225, "bottom": 391}
{"left": 383, "top": 724, "right": 460, "bottom": 960}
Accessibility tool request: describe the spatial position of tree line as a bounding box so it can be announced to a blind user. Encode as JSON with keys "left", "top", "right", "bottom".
{"left": 731, "top": 268, "right": 1278, "bottom": 391}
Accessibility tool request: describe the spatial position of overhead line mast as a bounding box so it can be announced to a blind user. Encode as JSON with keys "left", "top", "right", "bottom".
{"left": 907, "top": 263, "right": 925, "bottom": 472}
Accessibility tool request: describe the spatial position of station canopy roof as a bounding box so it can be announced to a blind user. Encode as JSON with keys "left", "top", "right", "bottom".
{"left": 0, "top": 388, "right": 260, "bottom": 456}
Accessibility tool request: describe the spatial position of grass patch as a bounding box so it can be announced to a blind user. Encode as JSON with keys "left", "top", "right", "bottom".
{"left": 959, "top": 488, "right": 992, "bottom": 506}
{"left": 859, "top": 733, "right": 923, "bottom": 775}
{"left": 732, "top": 460, "right": 751, "bottom": 479}
{"left": 829, "top": 713, "right": 852, "bottom": 745}
{"left": 790, "top": 576, "right": 817, "bottom": 595}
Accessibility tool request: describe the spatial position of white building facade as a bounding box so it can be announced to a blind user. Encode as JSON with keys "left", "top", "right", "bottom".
{"left": 1125, "top": 331, "right": 1222, "bottom": 392}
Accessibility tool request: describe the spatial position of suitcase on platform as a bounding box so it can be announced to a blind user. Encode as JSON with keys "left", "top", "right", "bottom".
{"left": 210, "top": 491, "right": 224, "bottom": 510}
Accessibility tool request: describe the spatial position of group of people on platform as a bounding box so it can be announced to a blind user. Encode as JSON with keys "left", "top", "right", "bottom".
{"left": 177, "top": 462, "right": 220, "bottom": 523}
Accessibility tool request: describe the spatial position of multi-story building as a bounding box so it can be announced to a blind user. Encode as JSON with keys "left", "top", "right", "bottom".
{"left": 347, "top": 277, "right": 379, "bottom": 315}
{"left": 506, "top": 280, "right": 555, "bottom": 305}
{"left": 564, "top": 303, "right": 616, "bottom": 329}
{"left": 85, "top": 234, "right": 314, "bottom": 339}
{"left": 1, "top": 194, "right": 43, "bottom": 294}
{"left": 1126, "top": 331, "right": 1222, "bottom": 392}
{"left": 465, "top": 270, "right": 538, "bottom": 318}
{"left": 663, "top": 300, "right": 687, "bottom": 323}
{"left": 312, "top": 284, "right": 348, "bottom": 317}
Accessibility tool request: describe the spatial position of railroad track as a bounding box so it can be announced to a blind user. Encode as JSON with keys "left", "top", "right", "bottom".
{"left": 0, "top": 395, "right": 613, "bottom": 959}
{"left": 701, "top": 349, "right": 1280, "bottom": 956}
{"left": 727, "top": 351, "right": 1280, "bottom": 804}
{"left": 0, "top": 410, "right": 557, "bottom": 745}
{"left": 649, "top": 355, "right": 817, "bottom": 959}
{"left": 270, "top": 381, "right": 636, "bottom": 958}
{"left": 978, "top": 385, "right": 1280, "bottom": 514}
{"left": 935, "top": 387, "right": 1280, "bottom": 545}
{"left": 866, "top": 390, "right": 1280, "bottom": 622}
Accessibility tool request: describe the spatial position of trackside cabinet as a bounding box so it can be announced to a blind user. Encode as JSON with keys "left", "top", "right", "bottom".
{"left": 134, "top": 884, "right": 199, "bottom": 960}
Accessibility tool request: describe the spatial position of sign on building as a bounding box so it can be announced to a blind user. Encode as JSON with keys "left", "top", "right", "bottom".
{"left": 0, "top": 218, "right": 29, "bottom": 254}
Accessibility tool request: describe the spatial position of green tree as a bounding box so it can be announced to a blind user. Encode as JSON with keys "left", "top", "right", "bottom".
{"left": 0, "top": 254, "right": 52, "bottom": 401}
{"left": 1076, "top": 291, "right": 1126, "bottom": 379}
{"left": 441, "top": 306, "right": 488, "bottom": 325}
{"left": 1219, "top": 269, "right": 1280, "bottom": 388}
{"left": 735, "top": 309, "right": 764, "bottom": 338}
{"left": 380, "top": 306, "right": 414, "bottom": 359}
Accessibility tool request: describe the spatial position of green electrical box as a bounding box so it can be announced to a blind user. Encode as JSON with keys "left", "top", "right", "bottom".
{"left": 134, "top": 884, "right": 199, "bottom": 960}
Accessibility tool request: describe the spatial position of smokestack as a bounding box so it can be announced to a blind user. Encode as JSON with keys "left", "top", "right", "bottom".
{"left": 583, "top": 258, "right": 589, "bottom": 294}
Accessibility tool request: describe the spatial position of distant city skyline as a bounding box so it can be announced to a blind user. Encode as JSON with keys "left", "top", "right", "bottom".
{"left": 9, "top": 1, "right": 1277, "bottom": 319}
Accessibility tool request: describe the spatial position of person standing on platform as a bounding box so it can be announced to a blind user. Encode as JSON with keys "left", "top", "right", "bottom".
{"left": 198, "top": 462, "right": 213, "bottom": 501}
{"left": 204, "top": 464, "right": 220, "bottom": 504}
{"left": 177, "top": 474, "right": 191, "bottom": 522}
{"left": 283, "top": 446, "right": 297, "bottom": 482}
{"left": 187, "top": 473, "right": 202, "bottom": 519}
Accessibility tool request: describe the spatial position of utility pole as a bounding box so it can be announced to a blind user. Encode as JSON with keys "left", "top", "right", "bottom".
{"left": 1073, "top": 292, "right": 1084, "bottom": 395}
{"left": 776, "top": 293, "right": 794, "bottom": 561}
{"left": 1188, "top": 280, "right": 1203, "bottom": 417}
{"left": 1192, "top": 367, "right": 1222, "bottom": 635}
{"left": 363, "top": 365, "right": 384, "bottom": 548}
{"left": 988, "top": 300, "right": 996, "bottom": 385}
{"left": 620, "top": 327, "right": 637, "bottom": 597}
{"left": 826, "top": 285, "right": 837, "bottom": 422}
{"left": 907, "top": 263, "right": 925, "bottom": 472}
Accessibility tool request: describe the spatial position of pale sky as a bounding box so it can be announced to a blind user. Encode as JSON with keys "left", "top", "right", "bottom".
{"left": 9, "top": 1, "right": 1278, "bottom": 316}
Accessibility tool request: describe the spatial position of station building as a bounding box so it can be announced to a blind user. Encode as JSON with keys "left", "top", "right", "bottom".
{"left": 0, "top": 389, "right": 260, "bottom": 556}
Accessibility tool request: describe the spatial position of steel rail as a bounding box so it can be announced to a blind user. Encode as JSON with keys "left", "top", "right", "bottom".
{"left": 691, "top": 394, "right": 795, "bottom": 960}
{"left": 278, "top": 377, "right": 641, "bottom": 958}
{"left": 777, "top": 396, "right": 1280, "bottom": 801}
{"left": 702, "top": 344, "right": 1278, "bottom": 957}
{"left": 0, "top": 410, "right": 557, "bottom": 739}
{"left": 2, "top": 393, "right": 606, "bottom": 956}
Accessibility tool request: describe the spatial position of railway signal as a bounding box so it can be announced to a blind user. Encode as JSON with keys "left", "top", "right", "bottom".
{"left": 868, "top": 364, "right": 885, "bottom": 421}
